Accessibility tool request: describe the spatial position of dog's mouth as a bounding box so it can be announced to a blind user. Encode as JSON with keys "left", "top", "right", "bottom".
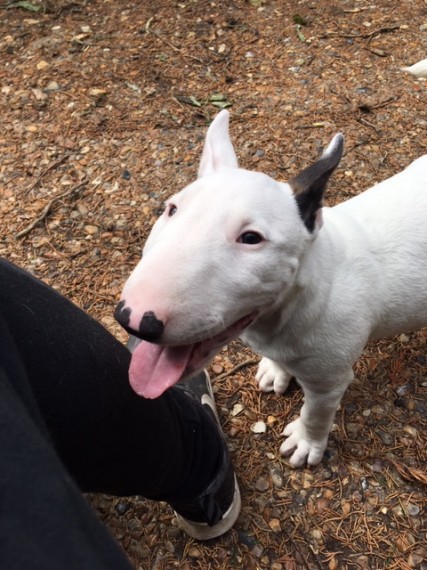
{"left": 128, "top": 312, "right": 257, "bottom": 399}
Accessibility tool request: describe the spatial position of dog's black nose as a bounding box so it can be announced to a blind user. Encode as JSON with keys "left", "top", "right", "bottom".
{"left": 138, "top": 311, "right": 164, "bottom": 342}
{"left": 114, "top": 301, "right": 164, "bottom": 342}
{"left": 114, "top": 300, "right": 131, "bottom": 329}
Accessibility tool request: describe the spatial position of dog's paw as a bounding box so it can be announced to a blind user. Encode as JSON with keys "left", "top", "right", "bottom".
{"left": 255, "top": 357, "right": 291, "bottom": 394}
{"left": 279, "top": 418, "right": 327, "bottom": 467}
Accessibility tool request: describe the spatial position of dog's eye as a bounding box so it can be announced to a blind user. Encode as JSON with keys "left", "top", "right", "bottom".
{"left": 167, "top": 204, "right": 177, "bottom": 217}
{"left": 238, "top": 231, "right": 263, "bottom": 245}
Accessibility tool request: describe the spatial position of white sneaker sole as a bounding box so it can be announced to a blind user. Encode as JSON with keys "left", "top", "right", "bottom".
{"left": 174, "top": 475, "right": 241, "bottom": 540}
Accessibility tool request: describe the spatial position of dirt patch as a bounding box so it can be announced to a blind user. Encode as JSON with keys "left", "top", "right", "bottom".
{"left": 1, "top": 1, "right": 426, "bottom": 568}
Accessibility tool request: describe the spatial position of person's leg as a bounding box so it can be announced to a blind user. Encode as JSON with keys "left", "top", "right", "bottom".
{"left": 0, "top": 258, "right": 239, "bottom": 537}
{"left": 0, "top": 311, "right": 133, "bottom": 570}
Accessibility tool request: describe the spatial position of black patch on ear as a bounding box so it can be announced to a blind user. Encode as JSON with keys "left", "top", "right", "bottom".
{"left": 290, "top": 134, "right": 344, "bottom": 232}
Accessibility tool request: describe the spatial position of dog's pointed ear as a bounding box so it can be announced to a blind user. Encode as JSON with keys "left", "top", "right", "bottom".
{"left": 290, "top": 133, "right": 344, "bottom": 233}
{"left": 198, "top": 110, "right": 239, "bottom": 178}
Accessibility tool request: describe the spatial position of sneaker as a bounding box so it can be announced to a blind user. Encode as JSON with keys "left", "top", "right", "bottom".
{"left": 171, "top": 371, "right": 241, "bottom": 540}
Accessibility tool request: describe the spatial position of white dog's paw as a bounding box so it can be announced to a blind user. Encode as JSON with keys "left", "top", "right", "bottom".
{"left": 255, "top": 357, "right": 291, "bottom": 394}
{"left": 279, "top": 418, "right": 327, "bottom": 467}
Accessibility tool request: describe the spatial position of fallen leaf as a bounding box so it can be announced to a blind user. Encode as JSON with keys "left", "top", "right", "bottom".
{"left": 231, "top": 403, "right": 244, "bottom": 416}
{"left": 7, "top": 0, "right": 41, "bottom": 12}
{"left": 176, "top": 95, "right": 203, "bottom": 107}
{"left": 296, "top": 25, "right": 306, "bottom": 42}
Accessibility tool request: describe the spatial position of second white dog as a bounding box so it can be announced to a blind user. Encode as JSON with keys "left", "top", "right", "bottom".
{"left": 115, "top": 111, "right": 427, "bottom": 467}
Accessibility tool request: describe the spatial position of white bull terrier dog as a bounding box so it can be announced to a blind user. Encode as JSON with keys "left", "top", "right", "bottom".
{"left": 115, "top": 110, "right": 427, "bottom": 467}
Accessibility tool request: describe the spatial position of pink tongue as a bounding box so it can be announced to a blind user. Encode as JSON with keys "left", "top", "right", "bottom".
{"left": 129, "top": 340, "right": 193, "bottom": 399}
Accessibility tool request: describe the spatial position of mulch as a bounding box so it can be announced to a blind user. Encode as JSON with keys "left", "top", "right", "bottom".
{"left": 1, "top": 0, "right": 426, "bottom": 568}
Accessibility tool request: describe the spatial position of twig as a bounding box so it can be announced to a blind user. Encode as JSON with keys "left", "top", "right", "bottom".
{"left": 215, "top": 357, "right": 259, "bottom": 381}
{"left": 83, "top": 287, "right": 117, "bottom": 303}
{"left": 16, "top": 179, "right": 88, "bottom": 239}
{"left": 389, "top": 460, "right": 427, "bottom": 485}
{"left": 369, "top": 95, "right": 399, "bottom": 110}
{"left": 24, "top": 153, "right": 71, "bottom": 195}
{"left": 322, "top": 24, "right": 400, "bottom": 40}
{"left": 144, "top": 17, "right": 204, "bottom": 64}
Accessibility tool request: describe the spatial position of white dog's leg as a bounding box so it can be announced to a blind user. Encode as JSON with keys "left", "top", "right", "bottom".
{"left": 280, "top": 369, "right": 354, "bottom": 467}
{"left": 255, "top": 357, "right": 292, "bottom": 394}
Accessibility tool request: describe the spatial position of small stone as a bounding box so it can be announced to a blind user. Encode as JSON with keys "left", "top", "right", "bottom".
{"left": 352, "top": 491, "right": 363, "bottom": 502}
{"left": 406, "top": 502, "right": 420, "bottom": 516}
{"left": 89, "top": 88, "right": 108, "bottom": 96}
{"left": 377, "top": 431, "right": 393, "bottom": 445}
{"left": 252, "top": 544, "right": 263, "bottom": 558}
{"left": 342, "top": 501, "right": 351, "bottom": 515}
{"left": 255, "top": 476, "right": 270, "bottom": 492}
{"left": 231, "top": 403, "right": 244, "bottom": 416}
{"left": 212, "top": 363, "right": 224, "bottom": 375}
{"left": 36, "top": 60, "right": 49, "bottom": 70}
{"left": 45, "top": 81, "right": 60, "bottom": 91}
{"left": 268, "top": 518, "right": 281, "bottom": 531}
{"left": 115, "top": 500, "right": 130, "bottom": 515}
{"left": 237, "top": 530, "right": 257, "bottom": 549}
{"left": 251, "top": 420, "right": 267, "bottom": 434}
{"left": 77, "top": 203, "right": 89, "bottom": 215}
{"left": 188, "top": 546, "right": 201, "bottom": 558}
{"left": 408, "top": 552, "right": 425, "bottom": 567}
{"left": 270, "top": 467, "right": 283, "bottom": 488}
{"left": 84, "top": 225, "right": 99, "bottom": 235}
{"left": 371, "top": 458, "right": 384, "bottom": 472}
{"left": 392, "top": 504, "right": 405, "bottom": 518}
{"left": 31, "top": 88, "right": 47, "bottom": 100}
{"left": 402, "top": 425, "right": 418, "bottom": 438}
{"left": 311, "top": 528, "right": 323, "bottom": 543}
{"left": 317, "top": 498, "right": 329, "bottom": 513}
{"left": 355, "top": 555, "right": 370, "bottom": 570}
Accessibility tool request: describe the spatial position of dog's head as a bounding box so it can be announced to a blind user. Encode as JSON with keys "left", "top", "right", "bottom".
{"left": 115, "top": 111, "right": 343, "bottom": 397}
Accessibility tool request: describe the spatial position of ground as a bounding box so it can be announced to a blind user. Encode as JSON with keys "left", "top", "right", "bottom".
{"left": 1, "top": 0, "right": 427, "bottom": 568}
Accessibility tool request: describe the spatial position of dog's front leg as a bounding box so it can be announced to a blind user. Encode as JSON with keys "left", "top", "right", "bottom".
{"left": 255, "top": 357, "right": 292, "bottom": 394}
{"left": 280, "top": 369, "right": 354, "bottom": 467}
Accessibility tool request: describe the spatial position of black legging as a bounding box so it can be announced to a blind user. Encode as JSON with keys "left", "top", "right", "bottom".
{"left": 0, "top": 258, "right": 222, "bottom": 569}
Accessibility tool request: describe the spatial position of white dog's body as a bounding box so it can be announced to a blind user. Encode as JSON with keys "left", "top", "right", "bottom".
{"left": 115, "top": 111, "right": 427, "bottom": 467}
